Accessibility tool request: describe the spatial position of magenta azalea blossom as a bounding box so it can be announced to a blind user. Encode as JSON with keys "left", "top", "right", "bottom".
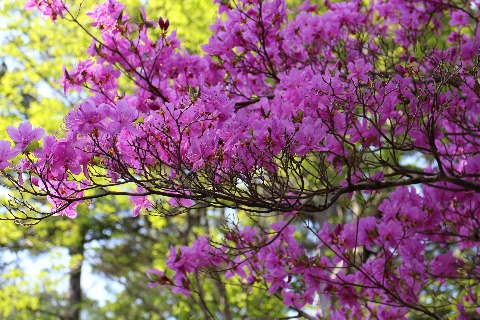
{"left": 107, "top": 99, "right": 140, "bottom": 136}
{"left": 7, "top": 122, "right": 45, "bottom": 152}
{"left": 129, "top": 188, "right": 152, "bottom": 217}
{"left": 347, "top": 59, "right": 373, "bottom": 83}
{"left": 65, "top": 99, "right": 108, "bottom": 135}
{"left": 0, "top": 140, "right": 19, "bottom": 169}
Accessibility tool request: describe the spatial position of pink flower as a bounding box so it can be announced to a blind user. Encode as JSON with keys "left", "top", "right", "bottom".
{"left": 357, "top": 216, "right": 378, "bottom": 249}
{"left": 107, "top": 99, "right": 140, "bottom": 136}
{"left": 51, "top": 141, "right": 81, "bottom": 177}
{"left": 431, "top": 251, "right": 463, "bottom": 278}
{"left": 129, "top": 188, "right": 152, "bottom": 217}
{"left": 378, "top": 221, "right": 403, "bottom": 248}
{"left": 65, "top": 99, "right": 108, "bottom": 135}
{"left": 347, "top": 59, "right": 373, "bottom": 83}
{"left": 86, "top": 0, "right": 125, "bottom": 30}
{"left": 450, "top": 11, "right": 469, "bottom": 27}
{"left": 146, "top": 269, "right": 172, "bottom": 288}
{"left": 46, "top": 181, "right": 82, "bottom": 219}
{"left": 24, "top": 0, "right": 67, "bottom": 20}
{"left": 168, "top": 191, "right": 195, "bottom": 208}
{"left": 0, "top": 140, "right": 19, "bottom": 169}
{"left": 7, "top": 122, "right": 45, "bottom": 152}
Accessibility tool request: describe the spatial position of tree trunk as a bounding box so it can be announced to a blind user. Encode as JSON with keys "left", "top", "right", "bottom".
{"left": 213, "top": 272, "right": 232, "bottom": 320}
{"left": 65, "top": 245, "right": 85, "bottom": 320}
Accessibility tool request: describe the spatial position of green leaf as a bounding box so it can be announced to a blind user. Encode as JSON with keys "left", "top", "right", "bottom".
{"left": 24, "top": 140, "right": 39, "bottom": 152}
{"left": 134, "top": 116, "right": 144, "bottom": 124}
{"left": 116, "top": 10, "right": 124, "bottom": 24}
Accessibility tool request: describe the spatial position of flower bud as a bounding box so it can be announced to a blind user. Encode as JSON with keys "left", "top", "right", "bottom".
{"left": 158, "top": 17, "right": 169, "bottom": 30}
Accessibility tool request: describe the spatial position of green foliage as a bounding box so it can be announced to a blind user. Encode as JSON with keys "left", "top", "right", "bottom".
{"left": 143, "top": 0, "right": 217, "bottom": 53}
{"left": 0, "top": 0, "right": 85, "bottom": 134}
{"left": 0, "top": 268, "right": 62, "bottom": 319}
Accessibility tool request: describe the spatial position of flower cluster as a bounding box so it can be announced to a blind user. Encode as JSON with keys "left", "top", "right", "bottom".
{"left": 157, "top": 186, "right": 479, "bottom": 318}
{"left": 7, "top": 0, "right": 480, "bottom": 317}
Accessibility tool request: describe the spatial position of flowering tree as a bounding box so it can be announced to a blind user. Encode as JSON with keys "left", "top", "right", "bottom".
{"left": 1, "top": 0, "right": 479, "bottom": 318}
